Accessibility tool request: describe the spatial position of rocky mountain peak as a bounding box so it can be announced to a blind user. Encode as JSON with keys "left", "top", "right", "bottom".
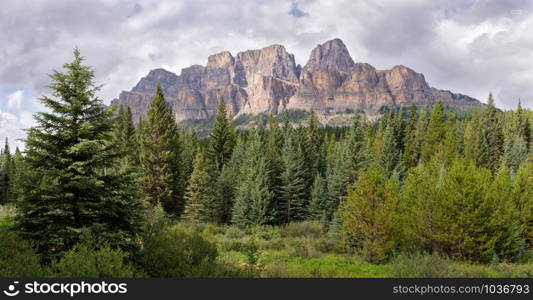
{"left": 304, "top": 38, "right": 355, "bottom": 72}
{"left": 207, "top": 51, "right": 235, "bottom": 69}
{"left": 113, "top": 38, "right": 481, "bottom": 125}
{"left": 132, "top": 68, "right": 177, "bottom": 94}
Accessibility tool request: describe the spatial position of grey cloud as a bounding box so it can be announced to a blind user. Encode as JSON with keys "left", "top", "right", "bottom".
{"left": 0, "top": 0, "right": 532, "bottom": 111}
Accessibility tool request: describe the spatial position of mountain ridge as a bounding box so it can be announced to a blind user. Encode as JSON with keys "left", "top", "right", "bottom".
{"left": 112, "top": 38, "right": 481, "bottom": 123}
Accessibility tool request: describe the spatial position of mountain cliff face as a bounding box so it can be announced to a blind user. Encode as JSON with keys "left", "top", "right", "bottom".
{"left": 112, "top": 38, "right": 480, "bottom": 122}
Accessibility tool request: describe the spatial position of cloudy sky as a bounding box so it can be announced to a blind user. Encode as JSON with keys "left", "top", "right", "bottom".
{"left": 1, "top": 0, "right": 532, "bottom": 149}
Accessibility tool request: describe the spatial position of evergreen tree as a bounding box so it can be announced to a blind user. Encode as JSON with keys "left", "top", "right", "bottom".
{"left": 403, "top": 103, "right": 419, "bottom": 169}
{"left": 278, "top": 131, "right": 308, "bottom": 223}
{"left": 232, "top": 131, "right": 276, "bottom": 225}
{"left": 463, "top": 106, "right": 480, "bottom": 162}
{"left": 139, "top": 84, "right": 183, "bottom": 215}
{"left": 307, "top": 174, "right": 328, "bottom": 221}
{"left": 0, "top": 138, "right": 11, "bottom": 204}
{"left": 344, "top": 118, "right": 368, "bottom": 184}
{"left": 476, "top": 93, "right": 503, "bottom": 173}
{"left": 15, "top": 49, "right": 142, "bottom": 259}
{"left": 513, "top": 161, "right": 533, "bottom": 248}
{"left": 378, "top": 123, "right": 402, "bottom": 178}
{"left": 421, "top": 101, "right": 445, "bottom": 162}
{"left": 341, "top": 168, "right": 400, "bottom": 263}
{"left": 112, "top": 105, "right": 138, "bottom": 173}
{"left": 207, "top": 96, "right": 236, "bottom": 174}
{"left": 183, "top": 151, "right": 214, "bottom": 223}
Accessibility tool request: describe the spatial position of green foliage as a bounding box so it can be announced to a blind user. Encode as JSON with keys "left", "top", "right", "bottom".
{"left": 15, "top": 49, "right": 143, "bottom": 260}
{"left": 232, "top": 132, "right": 276, "bottom": 225}
{"left": 341, "top": 169, "right": 400, "bottom": 263}
{"left": 139, "top": 84, "right": 183, "bottom": 215}
{"left": 140, "top": 223, "right": 220, "bottom": 277}
{"left": 0, "top": 223, "right": 48, "bottom": 277}
{"left": 389, "top": 252, "right": 453, "bottom": 278}
{"left": 278, "top": 131, "right": 308, "bottom": 223}
{"left": 281, "top": 221, "right": 323, "bottom": 239}
{"left": 421, "top": 101, "right": 446, "bottom": 162}
{"left": 403, "top": 158, "right": 523, "bottom": 263}
{"left": 476, "top": 93, "right": 504, "bottom": 173}
{"left": 207, "top": 96, "right": 236, "bottom": 174}
{"left": 53, "top": 238, "right": 141, "bottom": 277}
{"left": 307, "top": 174, "right": 328, "bottom": 221}
{"left": 183, "top": 151, "right": 215, "bottom": 222}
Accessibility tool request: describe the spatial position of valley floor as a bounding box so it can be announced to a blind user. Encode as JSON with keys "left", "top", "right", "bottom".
{"left": 189, "top": 222, "right": 533, "bottom": 278}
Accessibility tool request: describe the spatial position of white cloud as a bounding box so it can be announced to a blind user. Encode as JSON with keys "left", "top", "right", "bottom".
{"left": 0, "top": 0, "right": 532, "bottom": 151}
{"left": 0, "top": 109, "right": 26, "bottom": 150}
{"left": 7, "top": 90, "right": 23, "bottom": 110}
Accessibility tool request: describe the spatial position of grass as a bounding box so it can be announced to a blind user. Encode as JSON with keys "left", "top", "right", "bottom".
{"left": 191, "top": 221, "right": 533, "bottom": 278}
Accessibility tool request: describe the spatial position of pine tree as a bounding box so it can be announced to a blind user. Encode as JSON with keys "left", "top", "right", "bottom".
{"left": 378, "top": 123, "right": 402, "bottom": 178}
{"left": 463, "top": 106, "right": 480, "bottom": 162}
{"left": 232, "top": 131, "right": 276, "bottom": 225}
{"left": 207, "top": 96, "right": 236, "bottom": 174}
{"left": 403, "top": 103, "right": 419, "bottom": 169}
{"left": 15, "top": 49, "right": 142, "bottom": 259}
{"left": 112, "top": 105, "right": 138, "bottom": 173}
{"left": 183, "top": 151, "right": 214, "bottom": 223}
{"left": 325, "top": 141, "right": 350, "bottom": 219}
{"left": 345, "top": 118, "right": 368, "bottom": 184}
{"left": 513, "top": 161, "right": 533, "bottom": 248}
{"left": 278, "top": 131, "right": 308, "bottom": 223}
{"left": 476, "top": 93, "right": 503, "bottom": 173}
{"left": 139, "top": 83, "right": 183, "bottom": 215}
{"left": 307, "top": 174, "right": 327, "bottom": 221}
{"left": 341, "top": 168, "right": 400, "bottom": 263}
{"left": 0, "top": 138, "right": 11, "bottom": 204}
{"left": 421, "top": 101, "right": 445, "bottom": 162}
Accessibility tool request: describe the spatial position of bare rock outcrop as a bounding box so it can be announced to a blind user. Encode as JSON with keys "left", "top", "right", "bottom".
{"left": 112, "top": 38, "right": 480, "bottom": 123}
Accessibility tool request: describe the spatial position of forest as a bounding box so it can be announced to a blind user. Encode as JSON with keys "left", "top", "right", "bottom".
{"left": 0, "top": 50, "right": 532, "bottom": 278}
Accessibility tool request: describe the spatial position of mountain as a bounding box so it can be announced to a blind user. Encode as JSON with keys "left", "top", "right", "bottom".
{"left": 112, "top": 38, "right": 480, "bottom": 123}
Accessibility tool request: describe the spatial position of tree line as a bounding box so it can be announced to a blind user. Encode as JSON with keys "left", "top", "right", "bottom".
{"left": 0, "top": 50, "right": 531, "bottom": 264}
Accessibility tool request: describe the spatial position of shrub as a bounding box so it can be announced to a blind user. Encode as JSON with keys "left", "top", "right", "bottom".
{"left": 288, "top": 239, "right": 321, "bottom": 259}
{"left": 220, "top": 240, "right": 249, "bottom": 252}
{"left": 0, "top": 224, "right": 48, "bottom": 277}
{"left": 389, "top": 252, "right": 452, "bottom": 278}
{"left": 282, "top": 221, "right": 322, "bottom": 239}
{"left": 53, "top": 241, "right": 142, "bottom": 277}
{"left": 140, "top": 224, "right": 220, "bottom": 277}
{"left": 258, "top": 238, "right": 285, "bottom": 251}
{"left": 224, "top": 226, "right": 246, "bottom": 239}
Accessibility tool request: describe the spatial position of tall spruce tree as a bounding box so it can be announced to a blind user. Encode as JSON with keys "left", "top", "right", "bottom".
{"left": 341, "top": 168, "right": 400, "bottom": 263}
{"left": 15, "top": 49, "right": 142, "bottom": 259}
{"left": 421, "top": 101, "right": 445, "bottom": 162}
{"left": 183, "top": 151, "right": 214, "bottom": 223}
{"left": 378, "top": 123, "right": 402, "bottom": 178}
{"left": 476, "top": 93, "right": 503, "bottom": 173}
{"left": 0, "top": 138, "right": 11, "bottom": 204}
{"left": 278, "top": 131, "right": 308, "bottom": 223}
{"left": 112, "top": 105, "right": 138, "bottom": 173}
{"left": 307, "top": 173, "right": 328, "bottom": 221}
{"left": 232, "top": 131, "right": 276, "bottom": 225}
{"left": 139, "top": 84, "right": 183, "bottom": 215}
{"left": 207, "top": 96, "right": 236, "bottom": 174}
{"left": 403, "top": 103, "right": 419, "bottom": 169}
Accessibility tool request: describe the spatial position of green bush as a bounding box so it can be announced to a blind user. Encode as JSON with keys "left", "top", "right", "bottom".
{"left": 288, "top": 239, "right": 321, "bottom": 259}
{"left": 140, "top": 224, "right": 220, "bottom": 277}
{"left": 389, "top": 252, "right": 452, "bottom": 278}
{"left": 0, "top": 224, "right": 48, "bottom": 277}
{"left": 220, "top": 240, "right": 249, "bottom": 252}
{"left": 258, "top": 238, "right": 285, "bottom": 251}
{"left": 282, "top": 221, "right": 323, "bottom": 239}
{"left": 53, "top": 241, "right": 142, "bottom": 278}
{"left": 224, "top": 226, "right": 246, "bottom": 239}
